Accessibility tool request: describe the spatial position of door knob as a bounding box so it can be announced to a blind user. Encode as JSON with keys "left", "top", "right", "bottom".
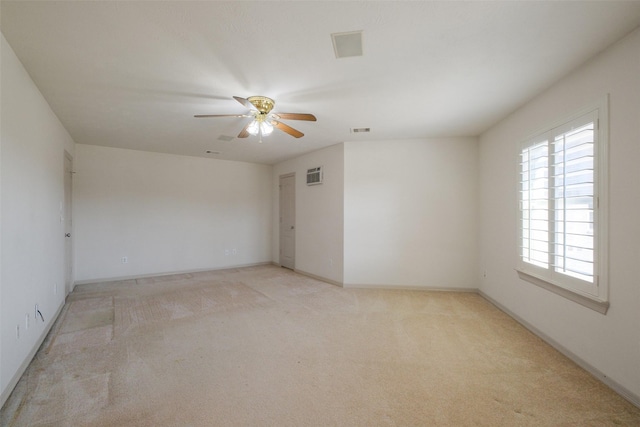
{"left": 291, "top": 226, "right": 295, "bottom": 230}
{"left": 65, "top": 233, "right": 71, "bottom": 237}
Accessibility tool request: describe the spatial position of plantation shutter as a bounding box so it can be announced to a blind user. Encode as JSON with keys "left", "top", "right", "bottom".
{"left": 519, "top": 110, "right": 598, "bottom": 296}
{"left": 551, "top": 114, "right": 596, "bottom": 285}
{"left": 520, "top": 139, "right": 550, "bottom": 269}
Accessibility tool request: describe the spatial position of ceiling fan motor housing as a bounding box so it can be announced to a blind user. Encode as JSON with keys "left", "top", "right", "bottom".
{"left": 247, "top": 96, "right": 275, "bottom": 114}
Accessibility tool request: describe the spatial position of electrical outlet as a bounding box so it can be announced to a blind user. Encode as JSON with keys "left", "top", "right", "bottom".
{"left": 121, "top": 256, "right": 128, "bottom": 264}
{"left": 224, "top": 249, "right": 230, "bottom": 256}
{"left": 232, "top": 248, "right": 238, "bottom": 255}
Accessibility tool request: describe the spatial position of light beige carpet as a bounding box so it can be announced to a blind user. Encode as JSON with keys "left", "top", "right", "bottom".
{"left": 2, "top": 265, "right": 639, "bottom": 426}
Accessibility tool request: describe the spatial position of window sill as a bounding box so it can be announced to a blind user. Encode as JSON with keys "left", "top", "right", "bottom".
{"left": 516, "top": 269, "right": 609, "bottom": 314}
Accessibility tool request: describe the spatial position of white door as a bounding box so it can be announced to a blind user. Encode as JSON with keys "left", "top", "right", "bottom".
{"left": 279, "top": 174, "right": 295, "bottom": 269}
{"left": 64, "top": 153, "right": 73, "bottom": 295}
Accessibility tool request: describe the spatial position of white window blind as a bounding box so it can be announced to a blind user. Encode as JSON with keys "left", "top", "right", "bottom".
{"left": 518, "top": 101, "right": 608, "bottom": 312}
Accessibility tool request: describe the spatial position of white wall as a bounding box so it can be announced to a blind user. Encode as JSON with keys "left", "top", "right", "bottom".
{"left": 272, "top": 143, "right": 344, "bottom": 284}
{"left": 344, "top": 138, "right": 478, "bottom": 289}
{"left": 478, "top": 27, "right": 640, "bottom": 402}
{"left": 1, "top": 34, "right": 76, "bottom": 405}
{"left": 74, "top": 145, "right": 272, "bottom": 282}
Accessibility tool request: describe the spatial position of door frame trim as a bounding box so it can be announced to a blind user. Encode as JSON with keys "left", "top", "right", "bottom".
{"left": 63, "top": 150, "right": 74, "bottom": 295}
{"left": 279, "top": 172, "right": 296, "bottom": 269}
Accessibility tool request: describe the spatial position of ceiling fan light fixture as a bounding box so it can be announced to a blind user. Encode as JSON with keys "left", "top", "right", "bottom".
{"left": 247, "top": 120, "right": 260, "bottom": 136}
{"left": 260, "top": 121, "right": 274, "bottom": 136}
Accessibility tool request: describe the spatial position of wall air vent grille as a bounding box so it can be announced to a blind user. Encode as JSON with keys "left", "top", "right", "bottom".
{"left": 306, "top": 166, "right": 323, "bottom": 186}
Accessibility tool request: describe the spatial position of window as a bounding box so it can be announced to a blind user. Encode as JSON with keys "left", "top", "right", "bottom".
{"left": 517, "top": 99, "right": 608, "bottom": 314}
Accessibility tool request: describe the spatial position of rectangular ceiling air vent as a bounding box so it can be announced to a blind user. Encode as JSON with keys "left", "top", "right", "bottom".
{"left": 331, "top": 31, "right": 363, "bottom": 58}
{"left": 306, "top": 166, "right": 323, "bottom": 186}
{"left": 218, "top": 135, "right": 235, "bottom": 141}
{"left": 350, "top": 127, "right": 370, "bottom": 133}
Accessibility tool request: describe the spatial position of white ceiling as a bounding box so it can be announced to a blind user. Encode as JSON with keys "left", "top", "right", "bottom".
{"left": 2, "top": 1, "right": 640, "bottom": 165}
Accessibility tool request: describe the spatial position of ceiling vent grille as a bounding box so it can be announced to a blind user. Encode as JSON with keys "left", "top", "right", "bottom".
{"left": 351, "top": 127, "right": 370, "bottom": 133}
{"left": 306, "top": 166, "right": 323, "bottom": 186}
{"left": 331, "top": 31, "right": 363, "bottom": 58}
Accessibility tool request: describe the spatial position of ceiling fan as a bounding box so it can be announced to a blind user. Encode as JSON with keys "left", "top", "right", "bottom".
{"left": 195, "top": 96, "right": 316, "bottom": 142}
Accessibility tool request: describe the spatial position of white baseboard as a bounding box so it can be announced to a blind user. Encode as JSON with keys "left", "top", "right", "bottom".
{"left": 293, "top": 268, "right": 343, "bottom": 287}
{"left": 479, "top": 290, "right": 640, "bottom": 410}
{"left": 0, "top": 301, "right": 66, "bottom": 409}
{"left": 74, "top": 262, "right": 273, "bottom": 285}
{"left": 344, "top": 283, "right": 477, "bottom": 292}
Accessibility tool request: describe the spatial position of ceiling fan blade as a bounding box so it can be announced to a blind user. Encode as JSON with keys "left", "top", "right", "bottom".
{"left": 237, "top": 122, "right": 251, "bottom": 138}
{"left": 272, "top": 120, "right": 304, "bottom": 138}
{"left": 233, "top": 96, "right": 257, "bottom": 111}
{"left": 194, "top": 114, "right": 251, "bottom": 118}
{"left": 272, "top": 113, "right": 317, "bottom": 121}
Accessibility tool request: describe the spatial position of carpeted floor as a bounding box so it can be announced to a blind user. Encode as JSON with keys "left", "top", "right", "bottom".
{"left": 2, "top": 265, "right": 639, "bottom": 426}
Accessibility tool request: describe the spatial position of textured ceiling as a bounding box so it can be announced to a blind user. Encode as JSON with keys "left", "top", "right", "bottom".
{"left": 2, "top": 1, "right": 640, "bottom": 165}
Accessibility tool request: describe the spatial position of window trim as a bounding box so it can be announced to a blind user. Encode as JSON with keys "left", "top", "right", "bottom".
{"left": 516, "top": 96, "right": 609, "bottom": 314}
